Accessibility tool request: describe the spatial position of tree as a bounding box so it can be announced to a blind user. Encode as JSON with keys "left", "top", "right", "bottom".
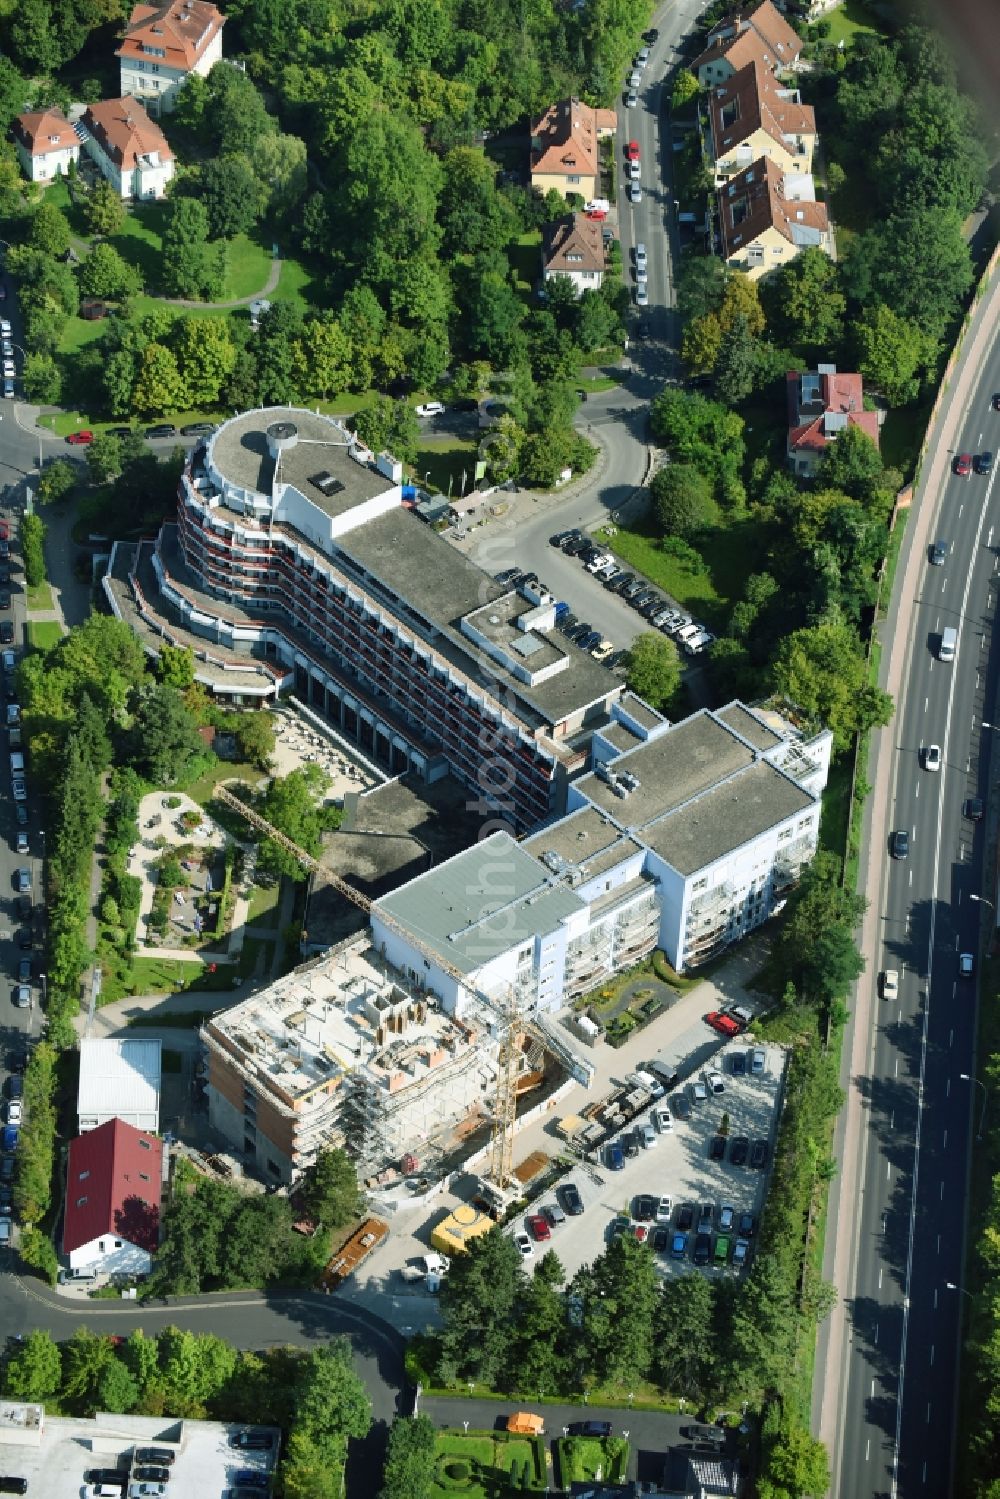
{"left": 161, "top": 196, "right": 224, "bottom": 300}
{"left": 763, "top": 247, "right": 845, "bottom": 354}
{"left": 651, "top": 463, "right": 715, "bottom": 538}
{"left": 231, "top": 710, "right": 276, "bottom": 770}
{"left": 251, "top": 131, "right": 308, "bottom": 217}
{"left": 199, "top": 154, "right": 266, "bottom": 239}
{"left": 299, "top": 1149, "right": 363, "bottom": 1231}
{"left": 772, "top": 852, "right": 867, "bottom": 1013}
{"left": 677, "top": 255, "right": 726, "bottom": 323}
{"left": 465, "top": 272, "right": 524, "bottom": 364}
{"left": 253, "top": 765, "right": 340, "bottom": 879}
{"left": 157, "top": 644, "right": 195, "bottom": 690}
{"left": 36, "top": 457, "right": 77, "bottom": 506}
{"left": 4, "top": 1331, "right": 62, "bottom": 1401}
{"left": 650, "top": 387, "right": 746, "bottom": 508}
{"left": 841, "top": 205, "right": 972, "bottom": 342}
{"left": 174, "top": 317, "right": 236, "bottom": 406}
{"left": 291, "top": 318, "right": 352, "bottom": 401}
{"left": 681, "top": 312, "right": 723, "bottom": 377}
{"left": 625, "top": 632, "right": 681, "bottom": 711}
{"left": 853, "top": 303, "right": 936, "bottom": 406}
{"left": 281, "top": 1428, "right": 339, "bottom": 1499}
{"left": 774, "top": 622, "right": 893, "bottom": 752}
{"left": 203, "top": 63, "right": 276, "bottom": 157}
{"left": 438, "top": 1228, "right": 524, "bottom": 1385}
{"left": 62, "top": 1329, "right": 118, "bottom": 1413}
{"left": 28, "top": 199, "right": 71, "bottom": 259}
{"left": 379, "top": 1415, "right": 437, "bottom": 1499}
{"left": 133, "top": 343, "right": 187, "bottom": 417}
{"left": 97, "top": 1358, "right": 139, "bottom": 1415}
{"left": 22, "top": 352, "right": 62, "bottom": 404}
{"left": 577, "top": 1236, "right": 660, "bottom": 1388}
{"left": 819, "top": 424, "right": 885, "bottom": 504}
{"left": 509, "top": 1251, "right": 570, "bottom": 1392}
{"left": 85, "top": 432, "right": 125, "bottom": 485}
{"left": 79, "top": 242, "right": 142, "bottom": 301}
{"left": 294, "top": 1339, "right": 372, "bottom": 1453}
{"left": 122, "top": 682, "right": 207, "bottom": 783}
{"left": 438, "top": 146, "right": 514, "bottom": 260}
{"left": 759, "top": 1412, "right": 831, "bottom": 1499}
{"left": 353, "top": 397, "right": 420, "bottom": 466}
{"left": 713, "top": 313, "right": 758, "bottom": 406}
{"left": 653, "top": 1273, "right": 717, "bottom": 1400}
{"left": 20, "top": 513, "right": 47, "bottom": 590}
{"left": 84, "top": 178, "right": 127, "bottom": 238}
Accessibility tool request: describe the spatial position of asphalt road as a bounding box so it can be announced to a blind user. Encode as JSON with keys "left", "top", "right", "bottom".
{"left": 829, "top": 321, "right": 1000, "bottom": 1496}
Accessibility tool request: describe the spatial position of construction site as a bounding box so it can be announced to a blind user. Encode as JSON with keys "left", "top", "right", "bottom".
{"left": 199, "top": 933, "right": 571, "bottom": 1187}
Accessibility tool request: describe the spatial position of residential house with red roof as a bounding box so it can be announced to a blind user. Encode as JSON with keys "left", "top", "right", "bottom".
{"left": 786, "top": 364, "right": 881, "bottom": 476}
{"left": 691, "top": 0, "right": 802, "bottom": 87}
{"left": 117, "top": 0, "right": 226, "bottom": 116}
{"left": 12, "top": 108, "right": 81, "bottom": 184}
{"left": 707, "top": 59, "right": 816, "bottom": 184}
{"left": 541, "top": 213, "right": 607, "bottom": 296}
{"left": 716, "top": 155, "right": 831, "bottom": 281}
{"left": 530, "top": 98, "right": 617, "bottom": 205}
{"left": 63, "top": 1118, "right": 163, "bottom": 1278}
{"left": 80, "top": 96, "right": 175, "bottom": 200}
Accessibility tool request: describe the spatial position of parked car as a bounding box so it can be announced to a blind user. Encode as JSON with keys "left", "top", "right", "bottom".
{"left": 709, "top": 1135, "right": 725, "bottom": 1161}
{"left": 670, "top": 1091, "right": 692, "bottom": 1121}
{"left": 706, "top": 1010, "right": 740, "bottom": 1037}
{"left": 671, "top": 1231, "right": 689, "bottom": 1259}
{"left": 634, "top": 1194, "right": 657, "bottom": 1222}
{"left": 67, "top": 429, "right": 94, "bottom": 445}
{"left": 230, "top": 1433, "right": 275, "bottom": 1450}
{"left": 750, "top": 1047, "right": 766, "bottom": 1076}
{"left": 729, "top": 1136, "right": 749, "bottom": 1166}
{"left": 606, "top": 1141, "right": 625, "bottom": 1171}
{"left": 954, "top": 452, "right": 972, "bottom": 477}
{"left": 965, "top": 796, "right": 984, "bottom": 821}
{"left": 730, "top": 1051, "right": 747, "bottom": 1077}
{"left": 145, "top": 423, "right": 178, "bottom": 439}
{"left": 526, "top": 1212, "right": 550, "bottom": 1242}
{"left": 706, "top": 1070, "right": 725, "bottom": 1096}
{"left": 180, "top": 422, "right": 216, "bottom": 437}
{"left": 693, "top": 1232, "right": 711, "bottom": 1266}
{"left": 750, "top": 1139, "right": 769, "bottom": 1169}
{"left": 415, "top": 402, "right": 445, "bottom": 417}
{"left": 569, "top": 1420, "right": 612, "bottom": 1438}
{"left": 133, "top": 1450, "right": 175, "bottom": 1468}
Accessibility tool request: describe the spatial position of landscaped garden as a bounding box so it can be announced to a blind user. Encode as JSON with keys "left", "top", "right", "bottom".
{"left": 432, "top": 1431, "right": 548, "bottom": 1497}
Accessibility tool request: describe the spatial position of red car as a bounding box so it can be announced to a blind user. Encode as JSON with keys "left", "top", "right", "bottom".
{"left": 66, "top": 429, "right": 94, "bottom": 445}
{"left": 632, "top": 1223, "right": 649, "bottom": 1243}
{"left": 706, "top": 1011, "right": 741, "bottom": 1038}
{"left": 0, "top": 522, "right": 8, "bottom": 542}
{"left": 625, "top": 140, "right": 641, "bottom": 162}
{"left": 527, "top": 1213, "right": 551, "bottom": 1242}
{"left": 954, "top": 452, "right": 972, "bottom": 477}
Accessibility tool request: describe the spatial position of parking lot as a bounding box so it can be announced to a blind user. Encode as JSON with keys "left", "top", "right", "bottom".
{"left": 510, "top": 1037, "right": 785, "bottom": 1285}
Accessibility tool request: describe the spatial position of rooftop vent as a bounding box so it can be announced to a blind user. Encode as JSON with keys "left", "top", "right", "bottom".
{"left": 266, "top": 420, "right": 298, "bottom": 459}
{"left": 313, "top": 471, "right": 345, "bottom": 497}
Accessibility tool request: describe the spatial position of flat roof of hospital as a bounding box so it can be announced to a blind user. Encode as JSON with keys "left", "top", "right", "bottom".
{"left": 209, "top": 406, "right": 391, "bottom": 515}
{"left": 643, "top": 758, "right": 814, "bottom": 875}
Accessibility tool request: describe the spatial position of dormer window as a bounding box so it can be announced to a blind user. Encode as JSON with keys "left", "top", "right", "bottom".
{"left": 142, "top": 43, "right": 166, "bottom": 56}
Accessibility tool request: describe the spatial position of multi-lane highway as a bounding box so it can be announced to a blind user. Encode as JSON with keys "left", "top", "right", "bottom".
{"left": 822, "top": 281, "right": 1000, "bottom": 1497}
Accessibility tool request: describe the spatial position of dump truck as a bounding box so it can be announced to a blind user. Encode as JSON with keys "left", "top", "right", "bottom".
{"left": 320, "top": 1217, "right": 389, "bottom": 1291}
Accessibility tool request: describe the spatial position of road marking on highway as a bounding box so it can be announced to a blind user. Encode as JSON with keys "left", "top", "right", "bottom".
{"left": 866, "top": 1439, "right": 871, "bottom": 1462}
{"left": 895, "top": 1058, "right": 899, "bottom": 1076}
{"left": 937, "top": 1236, "right": 941, "bottom": 1256}
{"left": 887, "top": 1161, "right": 892, "bottom": 1180}
{"left": 935, "top": 1287, "right": 939, "bottom": 1306}
{"left": 959, "top": 503, "right": 964, "bottom": 517}
{"left": 871, "top": 1379, "right": 876, "bottom": 1397}
{"left": 943, "top": 1129, "right": 948, "bottom": 1148}
{"left": 909, "top": 870, "right": 913, "bottom": 886}
{"left": 924, "top": 696, "right": 929, "bottom": 711}
{"left": 927, "top": 1402, "right": 932, "bottom": 1423}
{"left": 923, "top": 1460, "right": 928, "bottom": 1483}
{"left": 875, "top": 1323, "right": 879, "bottom": 1345}
{"left": 915, "top": 782, "right": 920, "bottom": 798}
{"left": 930, "top": 1344, "right": 935, "bottom": 1365}
{"left": 879, "top": 1267, "right": 883, "bottom": 1289}
{"left": 946, "top": 1077, "right": 951, "bottom": 1097}
{"left": 891, "top": 1110, "right": 895, "bottom": 1128}
{"left": 940, "top": 1181, "right": 945, "bottom": 1200}
{"left": 949, "top": 1027, "right": 954, "bottom": 1046}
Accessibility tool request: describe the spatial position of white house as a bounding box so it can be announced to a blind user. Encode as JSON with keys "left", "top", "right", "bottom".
{"left": 541, "top": 213, "right": 606, "bottom": 296}
{"left": 80, "top": 96, "right": 175, "bottom": 200}
{"left": 63, "top": 1118, "right": 163, "bottom": 1278}
{"left": 117, "top": 0, "right": 226, "bottom": 116}
{"left": 11, "top": 108, "right": 81, "bottom": 184}
{"left": 77, "top": 1037, "right": 162, "bottom": 1135}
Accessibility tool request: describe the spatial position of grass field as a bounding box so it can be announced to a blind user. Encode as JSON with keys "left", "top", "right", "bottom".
{"left": 247, "top": 879, "right": 282, "bottom": 927}
{"left": 431, "top": 1432, "right": 546, "bottom": 1497}
{"left": 25, "top": 582, "right": 55, "bottom": 612}
{"left": 823, "top": 0, "right": 884, "bottom": 48}
{"left": 416, "top": 435, "right": 480, "bottom": 497}
{"left": 26, "top": 620, "right": 63, "bottom": 649}
{"left": 596, "top": 514, "right": 759, "bottom": 631}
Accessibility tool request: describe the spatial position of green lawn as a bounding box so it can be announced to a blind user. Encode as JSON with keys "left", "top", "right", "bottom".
{"left": 510, "top": 231, "right": 542, "bottom": 295}
{"left": 247, "top": 879, "right": 282, "bottom": 927}
{"left": 416, "top": 435, "right": 480, "bottom": 497}
{"left": 431, "top": 1433, "right": 546, "bottom": 1497}
{"left": 25, "top": 582, "right": 55, "bottom": 612}
{"left": 880, "top": 400, "right": 932, "bottom": 479}
{"left": 823, "top": 0, "right": 884, "bottom": 49}
{"left": 555, "top": 1436, "right": 629, "bottom": 1485}
{"left": 596, "top": 515, "right": 759, "bottom": 631}
{"left": 26, "top": 620, "right": 63, "bottom": 649}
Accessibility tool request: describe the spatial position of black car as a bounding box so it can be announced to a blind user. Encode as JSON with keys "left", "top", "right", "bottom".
{"left": 569, "top": 1420, "right": 612, "bottom": 1438}
{"left": 494, "top": 567, "right": 519, "bottom": 584}
{"left": 107, "top": 427, "right": 134, "bottom": 438}
{"left": 563, "top": 538, "right": 587, "bottom": 556}
{"left": 709, "top": 1135, "right": 726, "bottom": 1161}
{"left": 651, "top": 1225, "right": 669, "bottom": 1252}
{"left": 0, "top": 541, "right": 8, "bottom": 559}
{"left": 623, "top": 1128, "right": 641, "bottom": 1158}
{"left": 7, "top": 1049, "right": 27, "bottom": 1074}
{"left": 16, "top": 931, "right": 31, "bottom": 952}
{"left": 891, "top": 828, "right": 910, "bottom": 859}
{"left": 693, "top": 1232, "right": 711, "bottom": 1266}
{"left": 558, "top": 614, "right": 579, "bottom": 635}
{"left": 964, "top": 796, "right": 984, "bottom": 821}
{"left": 730, "top": 1051, "right": 747, "bottom": 1077}
{"left": 86, "top": 1470, "right": 126, "bottom": 1487}
{"left": 729, "top": 1136, "right": 749, "bottom": 1166}
{"left": 230, "top": 1432, "right": 275, "bottom": 1450}
{"left": 634, "top": 1194, "right": 657, "bottom": 1222}
{"left": 974, "top": 451, "right": 993, "bottom": 475}
{"left": 670, "top": 1091, "right": 692, "bottom": 1121}
{"left": 676, "top": 1203, "right": 695, "bottom": 1232}
{"left": 181, "top": 422, "right": 216, "bottom": 436}
{"left": 697, "top": 1203, "right": 714, "bottom": 1234}
{"left": 737, "top": 1211, "right": 755, "bottom": 1238}
{"left": 134, "top": 1449, "right": 175, "bottom": 1467}
{"left": 0, "top": 623, "right": 12, "bottom": 645}
{"left": 16, "top": 895, "right": 30, "bottom": 920}
{"left": 233, "top": 1474, "right": 270, "bottom": 1491}
{"left": 750, "top": 1139, "right": 769, "bottom": 1169}
{"left": 560, "top": 1181, "right": 584, "bottom": 1215}
{"left": 0, "top": 594, "right": 9, "bottom": 612}
{"left": 0, "top": 568, "right": 9, "bottom": 585}
{"left": 145, "top": 423, "right": 178, "bottom": 439}
{"left": 685, "top": 1423, "right": 724, "bottom": 1446}
{"left": 133, "top": 1468, "right": 170, "bottom": 1484}
{"left": 643, "top": 26, "right": 658, "bottom": 42}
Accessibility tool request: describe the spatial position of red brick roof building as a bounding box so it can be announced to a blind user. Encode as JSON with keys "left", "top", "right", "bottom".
{"left": 12, "top": 108, "right": 81, "bottom": 184}
{"left": 117, "top": 0, "right": 226, "bottom": 116}
{"left": 63, "top": 1118, "right": 163, "bottom": 1277}
{"left": 786, "top": 365, "right": 881, "bottom": 476}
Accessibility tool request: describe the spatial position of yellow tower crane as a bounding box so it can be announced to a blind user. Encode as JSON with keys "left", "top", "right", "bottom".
{"left": 214, "top": 783, "right": 592, "bottom": 1188}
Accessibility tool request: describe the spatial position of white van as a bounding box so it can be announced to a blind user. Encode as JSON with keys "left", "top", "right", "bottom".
{"left": 58, "top": 1266, "right": 99, "bottom": 1285}
{"left": 939, "top": 626, "right": 957, "bottom": 662}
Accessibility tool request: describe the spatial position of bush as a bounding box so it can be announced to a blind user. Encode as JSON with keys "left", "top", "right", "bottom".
{"left": 20, "top": 513, "right": 47, "bottom": 589}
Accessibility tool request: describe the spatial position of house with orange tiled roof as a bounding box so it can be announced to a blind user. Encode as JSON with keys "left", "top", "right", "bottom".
{"left": 117, "top": 0, "right": 225, "bottom": 117}
{"left": 530, "top": 98, "right": 617, "bottom": 204}
{"left": 12, "top": 107, "right": 81, "bottom": 183}
{"left": 541, "top": 213, "right": 606, "bottom": 295}
{"left": 786, "top": 364, "right": 880, "bottom": 477}
{"left": 80, "top": 96, "right": 176, "bottom": 200}
{"left": 692, "top": 0, "right": 802, "bottom": 87}
{"left": 716, "top": 155, "right": 831, "bottom": 281}
{"left": 707, "top": 59, "right": 816, "bottom": 184}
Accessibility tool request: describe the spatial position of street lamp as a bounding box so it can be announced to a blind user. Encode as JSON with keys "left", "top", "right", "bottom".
{"left": 960, "top": 1072, "right": 988, "bottom": 1140}
{"left": 970, "top": 894, "right": 995, "bottom": 909}
{"left": 946, "top": 1281, "right": 973, "bottom": 1300}
{"left": 424, "top": 470, "right": 432, "bottom": 488}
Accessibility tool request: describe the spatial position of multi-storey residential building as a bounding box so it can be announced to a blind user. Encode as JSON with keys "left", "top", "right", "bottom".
{"left": 12, "top": 108, "right": 81, "bottom": 183}
{"left": 691, "top": 0, "right": 802, "bottom": 87}
{"left": 542, "top": 213, "right": 607, "bottom": 295}
{"left": 117, "top": 0, "right": 226, "bottom": 115}
{"left": 707, "top": 59, "right": 815, "bottom": 184}
{"left": 786, "top": 364, "right": 881, "bottom": 476}
{"left": 530, "top": 98, "right": 617, "bottom": 203}
{"left": 79, "top": 96, "right": 175, "bottom": 199}
{"left": 103, "top": 407, "right": 621, "bottom": 830}
{"left": 716, "top": 155, "right": 831, "bottom": 280}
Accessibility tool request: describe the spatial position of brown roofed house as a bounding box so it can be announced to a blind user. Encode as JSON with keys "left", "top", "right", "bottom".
{"left": 692, "top": 0, "right": 802, "bottom": 86}
{"left": 542, "top": 213, "right": 607, "bottom": 296}
{"left": 530, "top": 98, "right": 617, "bottom": 204}
{"left": 708, "top": 58, "right": 816, "bottom": 182}
{"left": 716, "top": 155, "right": 830, "bottom": 280}
{"left": 786, "top": 364, "right": 880, "bottom": 476}
{"left": 117, "top": 0, "right": 226, "bottom": 115}
{"left": 81, "top": 96, "right": 176, "bottom": 200}
{"left": 12, "top": 108, "right": 81, "bottom": 184}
